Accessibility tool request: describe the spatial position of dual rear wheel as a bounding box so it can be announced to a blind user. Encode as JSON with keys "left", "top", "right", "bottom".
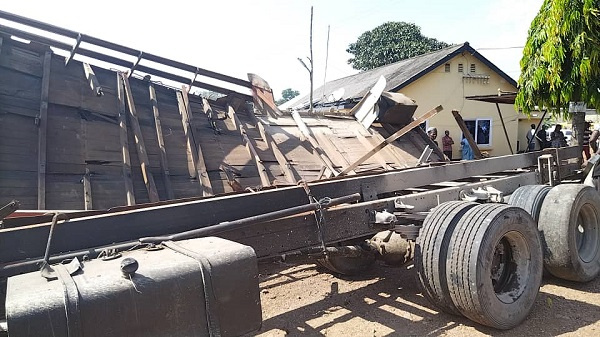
{"left": 416, "top": 184, "right": 600, "bottom": 330}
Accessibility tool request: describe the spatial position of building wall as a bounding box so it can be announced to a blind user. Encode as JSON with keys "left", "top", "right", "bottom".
{"left": 398, "top": 52, "right": 518, "bottom": 157}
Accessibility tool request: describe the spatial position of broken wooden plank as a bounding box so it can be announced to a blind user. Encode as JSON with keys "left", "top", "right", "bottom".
{"left": 149, "top": 83, "right": 174, "bottom": 200}
{"left": 225, "top": 103, "right": 270, "bottom": 187}
{"left": 120, "top": 73, "right": 160, "bottom": 202}
{"left": 247, "top": 111, "right": 297, "bottom": 184}
{"left": 176, "top": 90, "right": 213, "bottom": 196}
{"left": 83, "top": 62, "right": 103, "bottom": 96}
{"left": 451, "top": 109, "right": 482, "bottom": 159}
{"left": 219, "top": 164, "right": 244, "bottom": 192}
{"left": 117, "top": 73, "right": 136, "bottom": 206}
{"left": 291, "top": 110, "right": 339, "bottom": 176}
{"left": 37, "top": 51, "right": 51, "bottom": 210}
{"left": 83, "top": 168, "right": 92, "bottom": 210}
{"left": 340, "top": 105, "right": 444, "bottom": 175}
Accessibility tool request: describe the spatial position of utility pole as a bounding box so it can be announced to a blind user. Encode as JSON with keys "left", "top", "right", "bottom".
{"left": 298, "top": 6, "right": 314, "bottom": 114}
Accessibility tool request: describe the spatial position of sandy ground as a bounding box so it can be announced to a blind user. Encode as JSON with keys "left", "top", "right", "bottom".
{"left": 246, "top": 260, "right": 600, "bottom": 337}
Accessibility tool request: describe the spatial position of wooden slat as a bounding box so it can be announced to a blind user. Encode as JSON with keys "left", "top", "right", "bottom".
{"left": 225, "top": 103, "right": 270, "bottom": 186}
{"left": 120, "top": 73, "right": 159, "bottom": 202}
{"left": 82, "top": 62, "right": 103, "bottom": 96}
{"left": 451, "top": 109, "right": 482, "bottom": 159}
{"left": 340, "top": 105, "right": 443, "bottom": 175}
{"left": 149, "top": 83, "right": 174, "bottom": 199}
{"left": 117, "top": 73, "right": 136, "bottom": 205}
{"left": 248, "top": 112, "right": 297, "bottom": 184}
{"left": 176, "top": 90, "right": 213, "bottom": 196}
{"left": 83, "top": 168, "right": 93, "bottom": 210}
{"left": 290, "top": 110, "right": 339, "bottom": 177}
{"left": 37, "top": 51, "right": 51, "bottom": 210}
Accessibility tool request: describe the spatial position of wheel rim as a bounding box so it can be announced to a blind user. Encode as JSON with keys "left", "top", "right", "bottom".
{"left": 575, "top": 203, "right": 599, "bottom": 263}
{"left": 490, "top": 231, "right": 531, "bottom": 304}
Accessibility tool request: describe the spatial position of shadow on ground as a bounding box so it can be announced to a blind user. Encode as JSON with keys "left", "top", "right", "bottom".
{"left": 248, "top": 261, "right": 600, "bottom": 336}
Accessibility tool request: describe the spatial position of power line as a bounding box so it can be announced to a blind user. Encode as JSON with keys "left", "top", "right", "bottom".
{"left": 476, "top": 46, "right": 524, "bottom": 50}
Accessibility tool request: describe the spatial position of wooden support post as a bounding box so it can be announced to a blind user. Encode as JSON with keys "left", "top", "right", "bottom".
{"left": 225, "top": 103, "right": 270, "bottom": 187}
{"left": 248, "top": 112, "right": 298, "bottom": 184}
{"left": 495, "top": 103, "right": 514, "bottom": 155}
{"left": 83, "top": 62, "right": 103, "bottom": 96}
{"left": 37, "top": 51, "right": 51, "bottom": 210}
{"left": 291, "top": 110, "right": 339, "bottom": 176}
{"left": 176, "top": 91, "right": 213, "bottom": 196}
{"left": 149, "top": 83, "right": 174, "bottom": 200}
{"left": 340, "top": 105, "right": 443, "bottom": 175}
{"left": 117, "top": 73, "right": 136, "bottom": 206}
{"left": 83, "top": 168, "right": 93, "bottom": 210}
{"left": 120, "top": 73, "right": 160, "bottom": 202}
{"left": 452, "top": 109, "right": 483, "bottom": 159}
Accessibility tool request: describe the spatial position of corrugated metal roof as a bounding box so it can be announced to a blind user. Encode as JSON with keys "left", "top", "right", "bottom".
{"left": 289, "top": 42, "right": 517, "bottom": 109}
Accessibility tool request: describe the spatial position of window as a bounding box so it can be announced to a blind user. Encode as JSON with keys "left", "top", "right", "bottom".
{"left": 419, "top": 121, "right": 429, "bottom": 131}
{"left": 470, "top": 63, "right": 476, "bottom": 73}
{"left": 458, "top": 63, "right": 464, "bottom": 73}
{"left": 444, "top": 63, "right": 450, "bottom": 72}
{"left": 463, "top": 119, "right": 492, "bottom": 146}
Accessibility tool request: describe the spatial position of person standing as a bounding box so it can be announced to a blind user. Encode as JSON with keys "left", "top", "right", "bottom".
{"left": 442, "top": 130, "right": 454, "bottom": 160}
{"left": 536, "top": 125, "right": 548, "bottom": 150}
{"left": 550, "top": 124, "right": 567, "bottom": 148}
{"left": 582, "top": 121, "right": 593, "bottom": 159}
{"left": 427, "top": 127, "right": 438, "bottom": 147}
{"left": 461, "top": 137, "right": 474, "bottom": 160}
{"left": 526, "top": 124, "right": 536, "bottom": 151}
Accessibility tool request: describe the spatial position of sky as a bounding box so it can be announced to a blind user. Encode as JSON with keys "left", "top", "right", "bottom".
{"left": 1, "top": 0, "right": 543, "bottom": 100}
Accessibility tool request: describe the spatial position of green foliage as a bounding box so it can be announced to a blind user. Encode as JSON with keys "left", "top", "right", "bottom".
{"left": 276, "top": 88, "right": 300, "bottom": 105}
{"left": 516, "top": 0, "right": 600, "bottom": 116}
{"left": 346, "top": 22, "right": 450, "bottom": 71}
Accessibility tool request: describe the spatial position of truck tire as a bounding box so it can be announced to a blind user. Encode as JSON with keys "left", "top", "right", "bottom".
{"left": 415, "top": 201, "right": 477, "bottom": 315}
{"left": 446, "top": 204, "right": 543, "bottom": 329}
{"left": 316, "top": 244, "right": 376, "bottom": 275}
{"left": 508, "top": 185, "right": 551, "bottom": 222}
{"left": 538, "top": 184, "right": 600, "bottom": 282}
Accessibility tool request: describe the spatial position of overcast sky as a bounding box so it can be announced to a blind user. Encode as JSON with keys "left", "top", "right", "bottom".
{"left": 1, "top": 0, "right": 543, "bottom": 99}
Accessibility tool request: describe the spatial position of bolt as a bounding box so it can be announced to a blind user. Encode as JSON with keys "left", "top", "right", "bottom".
{"left": 120, "top": 257, "right": 139, "bottom": 278}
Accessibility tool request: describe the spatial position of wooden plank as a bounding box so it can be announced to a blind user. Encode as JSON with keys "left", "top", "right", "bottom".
{"left": 340, "top": 105, "right": 443, "bottom": 175}
{"left": 149, "top": 83, "right": 174, "bottom": 200}
{"left": 120, "top": 73, "right": 160, "bottom": 202}
{"left": 37, "top": 51, "right": 51, "bottom": 210}
{"left": 290, "top": 110, "right": 339, "bottom": 177}
{"left": 176, "top": 90, "right": 213, "bottom": 196}
{"left": 83, "top": 168, "right": 93, "bottom": 210}
{"left": 247, "top": 112, "right": 297, "bottom": 184}
{"left": 117, "top": 73, "right": 136, "bottom": 205}
{"left": 83, "top": 62, "right": 103, "bottom": 96}
{"left": 451, "top": 109, "right": 483, "bottom": 159}
{"left": 225, "top": 103, "right": 270, "bottom": 187}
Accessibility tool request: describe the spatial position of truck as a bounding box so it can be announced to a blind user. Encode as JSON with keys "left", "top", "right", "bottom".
{"left": 0, "top": 10, "right": 598, "bottom": 336}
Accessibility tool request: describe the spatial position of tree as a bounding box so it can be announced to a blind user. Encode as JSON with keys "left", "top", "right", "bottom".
{"left": 515, "top": 0, "right": 600, "bottom": 148}
{"left": 276, "top": 88, "right": 300, "bottom": 105}
{"left": 347, "top": 22, "right": 450, "bottom": 71}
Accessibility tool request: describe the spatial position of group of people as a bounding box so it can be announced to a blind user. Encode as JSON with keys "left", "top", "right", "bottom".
{"left": 526, "top": 122, "right": 600, "bottom": 159}
{"left": 426, "top": 127, "right": 474, "bottom": 161}
{"left": 526, "top": 123, "right": 568, "bottom": 151}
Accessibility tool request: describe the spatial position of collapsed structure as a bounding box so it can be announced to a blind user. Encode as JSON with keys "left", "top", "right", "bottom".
{"left": 1, "top": 10, "right": 599, "bottom": 337}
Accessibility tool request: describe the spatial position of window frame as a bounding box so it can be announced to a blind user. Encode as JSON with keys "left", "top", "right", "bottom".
{"left": 470, "top": 63, "right": 476, "bottom": 73}
{"left": 463, "top": 118, "right": 492, "bottom": 147}
{"left": 444, "top": 63, "right": 451, "bottom": 72}
{"left": 458, "top": 63, "right": 464, "bottom": 73}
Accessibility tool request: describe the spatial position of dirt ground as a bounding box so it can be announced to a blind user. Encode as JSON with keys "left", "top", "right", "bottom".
{"left": 246, "top": 260, "right": 600, "bottom": 337}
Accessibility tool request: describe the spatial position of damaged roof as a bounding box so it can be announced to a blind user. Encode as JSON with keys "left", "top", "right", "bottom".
{"left": 289, "top": 42, "right": 518, "bottom": 109}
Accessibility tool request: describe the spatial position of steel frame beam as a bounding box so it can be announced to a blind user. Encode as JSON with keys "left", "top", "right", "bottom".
{"left": 0, "top": 148, "right": 572, "bottom": 267}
